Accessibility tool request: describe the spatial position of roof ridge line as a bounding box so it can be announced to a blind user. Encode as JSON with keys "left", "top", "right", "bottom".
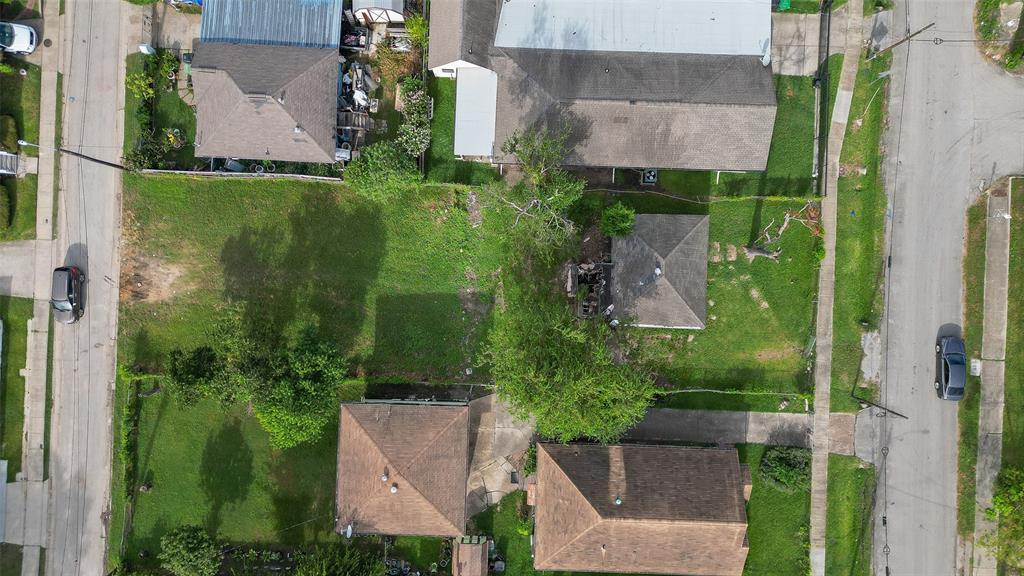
{"left": 402, "top": 407, "right": 468, "bottom": 530}
{"left": 650, "top": 216, "right": 707, "bottom": 321}
{"left": 534, "top": 445, "right": 604, "bottom": 567}
{"left": 344, "top": 406, "right": 446, "bottom": 528}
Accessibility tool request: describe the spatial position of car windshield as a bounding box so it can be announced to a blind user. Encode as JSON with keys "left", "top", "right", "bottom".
{"left": 947, "top": 353, "right": 966, "bottom": 366}
{"left": 51, "top": 299, "right": 72, "bottom": 312}
{"left": 949, "top": 387, "right": 965, "bottom": 396}
{"left": 0, "top": 24, "right": 14, "bottom": 48}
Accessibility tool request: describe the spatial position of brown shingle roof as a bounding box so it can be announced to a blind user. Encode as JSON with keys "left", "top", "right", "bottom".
{"left": 336, "top": 403, "right": 469, "bottom": 537}
{"left": 611, "top": 214, "right": 710, "bottom": 329}
{"left": 192, "top": 43, "right": 338, "bottom": 163}
{"left": 534, "top": 443, "right": 750, "bottom": 576}
{"left": 453, "top": 539, "right": 489, "bottom": 576}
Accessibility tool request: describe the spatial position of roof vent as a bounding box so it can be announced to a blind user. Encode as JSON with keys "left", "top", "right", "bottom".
{"left": 381, "top": 470, "right": 389, "bottom": 482}
{"left": 390, "top": 483, "right": 399, "bottom": 494}
{"left": 654, "top": 266, "right": 663, "bottom": 277}
{"left": 614, "top": 496, "right": 622, "bottom": 506}
{"left": 294, "top": 125, "right": 305, "bottom": 134}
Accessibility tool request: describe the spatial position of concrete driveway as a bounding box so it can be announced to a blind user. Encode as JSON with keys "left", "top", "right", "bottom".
{"left": 874, "top": 0, "right": 1024, "bottom": 573}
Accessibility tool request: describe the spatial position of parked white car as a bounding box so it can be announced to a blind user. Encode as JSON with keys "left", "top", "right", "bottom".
{"left": 0, "top": 21, "right": 37, "bottom": 55}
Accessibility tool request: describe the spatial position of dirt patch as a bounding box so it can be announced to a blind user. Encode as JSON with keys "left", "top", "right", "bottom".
{"left": 726, "top": 244, "right": 738, "bottom": 261}
{"left": 749, "top": 287, "right": 770, "bottom": 309}
{"left": 466, "top": 191, "right": 483, "bottom": 228}
{"left": 709, "top": 241, "right": 722, "bottom": 263}
{"left": 756, "top": 347, "right": 797, "bottom": 361}
{"left": 579, "top": 224, "right": 609, "bottom": 263}
{"left": 121, "top": 252, "right": 189, "bottom": 303}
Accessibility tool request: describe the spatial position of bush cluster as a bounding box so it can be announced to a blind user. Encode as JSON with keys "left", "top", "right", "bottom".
{"left": 600, "top": 201, "right": 636, "bottom": 237}
{"left": 0, "top": 114, "right": 18, "bottom": 152}
{"left": 396, "top": 76, "right": 432, "bottom": 157}
{"left": 759, "top": 446, "right": 811, "bottom": 492}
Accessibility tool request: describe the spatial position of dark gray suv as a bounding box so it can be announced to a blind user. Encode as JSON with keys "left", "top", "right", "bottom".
{"left": 51, "top": 266, "right": 85, "bottom": 324}
{"left": 935, "top": 336, "right": 966, "bottom": 401}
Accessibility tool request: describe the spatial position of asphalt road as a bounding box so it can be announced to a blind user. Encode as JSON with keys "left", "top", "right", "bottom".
{"left": 874, "top": 0, "right": 1024, "bottom": 572}
{"left": 46, "top": 0, "right": 124, "bottom": 574}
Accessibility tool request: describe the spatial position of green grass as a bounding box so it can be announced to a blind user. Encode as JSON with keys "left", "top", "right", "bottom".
{"left": 152, "top": 86, "right": 197, "bottom": 169}
{"left": 124, "top": 54, "right": 146, "bottom": 157}
{"left": 0, "top": 60, "right": 41, "bottom": 157}
{"left": 659, "top": 391, "right": 811, "bottom": 413}
{"left": 1005, "top": 178, "right": 1024, "bottom": 468}
{"left": 958, "top": 196, "right": 987, "bottom": 535}
{"left": 426, "top": 78, "right": 501, "bottom": 186}
{"left": 0, "top": 544, "right": 22, "bottom": 575}
{"left": 472, "top": 445, "right": 810, "bottom": 575}
{"left": 0, "top": 174, "right": 37, "bottom": 240}
{"left": 1, "top": 296, "right": 33, "bottom": 482}
{"left": 390, "top": 537, "right": 442, "bottom": 569}
{"left": 654, "top": 74, "right": 818, "bottom": 198}
{"left": 831, "top": 50, "right": 892, "bottom": 412}
{"left": 608, "top": 194, "right": 819, "bottom": 396}
{"left": 777, "top": 0, "right": 822, "bottom": 13}
{"left": 976, "top": 0, "right": 1002, "bottom": 41}
{"left": 826, "top": 455, "right": 876, "bottom": 576}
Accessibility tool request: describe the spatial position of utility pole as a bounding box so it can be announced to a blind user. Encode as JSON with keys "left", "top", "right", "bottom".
{"left": 17, "top": 139, "right": 126, "bottom": 171}
{"left": 868, "top": 22, "right": 936, "bottom": 60}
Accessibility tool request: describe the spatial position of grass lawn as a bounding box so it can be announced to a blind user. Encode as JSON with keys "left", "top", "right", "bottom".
{"left": 653, "top": 73, "right": 819, "bottom": 198}
{"left": 778, "top": 0, "right": 822, "bottom": 13}
{"left": 0, "top": 544, "right": 22, "bottom": 575}
{"left": 659, "top": 390, "right": 811, "bottom": 413}
{"left": 152, "top": 86, "right": 197, "bottom": 169}
{"left": 124, "top": 54, "right": 146, "bottom": 157}
{"left": 831, "top": 51, "right": 892, "bottom": 412}
{"left": 0, "top": 296, "right": 32, "bottom": 482}
{"left": 426, "top": 78, "right": 501, "bottom": 186}
{"left": 0, "top": 59, "right": 41, "bottom": 157}
{"left": 609, "top": 193, "right": 819, "bottom": 397}
{"left": 0, "top": 174, "right": 37, "bottom": 241}
{"left": 958, "top": 195, "right": 987, "bottom": 535}
{"left": 119, "top": 175, "right": 505, "bottom": 378}
{"left": 471, "top": 445, "right": 810, "bottom": 575}
{"left": 1004, "top": 178, "right": 1024, "bottom": 468}
{"left": 826, "top": 455, "right": 876, "bottom": 576}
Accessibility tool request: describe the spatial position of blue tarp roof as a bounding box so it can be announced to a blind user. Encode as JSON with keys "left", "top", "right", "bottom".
{"left": 200, "top": 0, "right": 344, "bottom": 49}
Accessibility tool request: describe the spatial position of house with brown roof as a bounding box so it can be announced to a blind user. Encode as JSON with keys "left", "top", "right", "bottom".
{"left": 453, "top": 536, "right": 490, "bottom": 576}
{"left": 427, "top": 0, "right": 777, "bottom": 171}
{"left": 336, "top": 402, "right": 470, "bottom": 537}
{"left": 534, "top": 443, "right": 752, "bottom": 576}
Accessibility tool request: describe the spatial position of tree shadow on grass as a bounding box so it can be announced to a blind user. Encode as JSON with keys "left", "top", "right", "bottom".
{"left": 220, "top": 190, "right": 386, "bottom": 353}
{"left": 200, "top": 417, "right": 254, "bottom": 535}
{"left": 365, "top": 293, "right": 474, "bottom": 380}
{"left": 267, "top": 417, "right": 339, "bottom": 546}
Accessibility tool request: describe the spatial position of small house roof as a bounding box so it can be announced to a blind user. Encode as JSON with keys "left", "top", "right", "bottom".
{"left": 191, "top": 43, "right": 338, "bottom": 163}
{"left": 453, "top": 67, "right": 498, "bottom": 156}
{"left": 200, "top": 0, "right": 344, "bottom": 48}
{"left": 426, "top": 0, "right": 497, "bottom": 69}
{"left": 611, "top": 214, "right": 710, "bottom": 329}
{"left": 453, "top": 539, "right": 489, "bottom": 576}
{"left": 534, "top": 443, "right": 751, "bottom": 575}
{"left": 336, "top": 403, "right": 470, "bottom": 537}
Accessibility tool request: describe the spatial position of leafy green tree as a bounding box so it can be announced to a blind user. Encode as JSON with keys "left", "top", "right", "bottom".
{"left": 158, "top": 525, "right": 221, "bottom": 576}
{"left": 982, "top": 467, "right": 1024, "bottom": 567}
{"left": 405, "top": 14, "right": 429, "bottom": 50}
{"left": 502, "top": 126, "right": 571, "bottom": 187}
{"left": 166, "top": 346, "right": 222, "bottom": 406}
{"left": 486, "top": 291, "right": 656, "bottom": 443}
{"left": 126, "top": 71, "right": 155, "bottom": 101}
{"left": 343, "top": 141, "right": 421, "bottom": 202}
{"left": 252, "top": 335, "right": 347, "bottom": 449}
{"left": 294, "top": 545, "right": 385, "bottom": 576}
{"left": 600, "top": 202, "right": 636, "bottom": 237}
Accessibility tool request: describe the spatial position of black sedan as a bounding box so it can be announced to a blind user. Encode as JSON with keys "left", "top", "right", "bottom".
{"left": 935, "top": 336, "right": 966, "bottom": 401}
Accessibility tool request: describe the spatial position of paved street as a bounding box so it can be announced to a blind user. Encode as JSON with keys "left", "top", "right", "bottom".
{"left": 875, "top": 0, "right": 1024, "bottom": 573}
{"left": 45, "top": 0, "right": 126, "bottom": 574}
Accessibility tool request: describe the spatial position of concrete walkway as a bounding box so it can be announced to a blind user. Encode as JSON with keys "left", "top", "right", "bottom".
{"left": 466, "top": 395, "right": 533, "bottom": 518}
{"left": 972, "top": 181, "right": 1015, "bottom": 576}
{"left": 809, "top": 2, "right": 864, "bottom": 574}
{"left": 626, "top": 408, "right": 813, "bottom": 447}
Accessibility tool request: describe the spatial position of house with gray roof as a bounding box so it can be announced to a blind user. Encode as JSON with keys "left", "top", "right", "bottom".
{"left": 428, "top": 0, "right": 777, "bottom": 171}
{"left": 611, "top": 214, "right": 710, "bottom": 329}
{"left": 192, "top": 0, "right": 342, "bottom": 163}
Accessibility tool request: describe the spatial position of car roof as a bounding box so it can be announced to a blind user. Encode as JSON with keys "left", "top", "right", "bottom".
{"left": 945, "top": 337, "right": 966, "bottom": 354}
{"left": 51, "top": 268, "right": 71, "bottom": 300}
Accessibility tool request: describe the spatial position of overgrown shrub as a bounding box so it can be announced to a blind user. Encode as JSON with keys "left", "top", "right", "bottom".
{"left": 405, "top": 14, "right": 429, "bottom": 49}
{"left": 343, "top": 141, "right": 421, "bottom": 202}
{"left": 759, "top": 446, "right": 812, "bottom": 492}
{"left": 396, "top": 76, "right": 432, "bottom": 156}
{"left": 158, "top": 525, "right": 221, "bottom": 576}
{"left": 600, "top": 202, "right": 636, "bottom": 237}
{"left": 981, "top": 467, "right": 1024, "bottom": 567}
{"left": 116, "top": 366, "right": 141, "bottom": 500}
{"left": 522, "top": 443, "right": 537, "bottom": 476}
{"left": 0, "top": 115, "right": 18, "bottom": 152}
{"left": 294, "top": 545, "right": 385, "bottom": 576}
{"left": 126, "top": 72, "right": 155, "bottom": 101}
{"left": 976, "top": 0, "right": 1001, "bottom": 41}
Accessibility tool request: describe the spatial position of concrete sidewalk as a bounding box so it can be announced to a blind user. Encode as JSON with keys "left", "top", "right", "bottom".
{"left": 972, "top": 183, "right": 1014, "bottom": 576}
{"left": 809, "top": 2, "right": 864, "bottom": 574}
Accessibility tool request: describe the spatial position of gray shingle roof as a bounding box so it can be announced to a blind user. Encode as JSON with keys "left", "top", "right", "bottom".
{"left": 534, "top": 443, "right": 751, "bottom": 575}
{"left": 427, "top": 0, "right": 497, "bottom": 70}
{"left": 192, "top": 43, "right": 338, "bottom": 163}
{"left": 610, "top": 214, "right": 710, "bottom": 329}
{"left": 200, "top": 0, "right": 344, "bottom": 48}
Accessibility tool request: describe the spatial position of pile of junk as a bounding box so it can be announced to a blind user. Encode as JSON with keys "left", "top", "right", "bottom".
{"left": 336, "top": 59, "right": 380, "bottom": 163}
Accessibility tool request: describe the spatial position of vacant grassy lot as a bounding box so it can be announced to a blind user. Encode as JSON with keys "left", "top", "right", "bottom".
{"left": 651, "top": 73, "right": 820, "bottom": 198}
{"left": 1005, "top": 178, "right": 1024, "bottom": 468}
{"left": 426, "top": 78, "right": 500, "bottom": 186}
{"left": 472, "top": 445, "right": 810, "bottom": 576}
{"left": 0, "top": 296, "right": 32, "bottom": 482}
{"left": 0, "top": 59, "right": 41, "bottom": 157}
{"left": 608, "top": 193, "right": 819, "bottom": 399}
{"left": 958, "top": 195, "right": 987, "bottom": 535}
{"left": 0, "top": 174, "right": 37, "bottom": 241}
{"left": 831, "top": 51, "right": 892, "bottom": 412}
{"left": 826, "top": 455, "right": 876, "bottom": 576}
{"left": 120, "top": 175, "right": 504, "bottom": 378}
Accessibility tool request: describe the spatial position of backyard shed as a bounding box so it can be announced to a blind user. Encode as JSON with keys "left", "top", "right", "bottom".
{"left": 453, "top": 67, "right": 498, "bottom": 157}
{"left": 611, "top": 214, "right": 710, "bottom": 329}
{"left": 353, "top": 0, "right": 406, "bottom": 23}
{"left": 336, "top": 402, "right": 470, "bottom": 537}
{"left": 453, "top": 536, "right": 489, "bottom": 576}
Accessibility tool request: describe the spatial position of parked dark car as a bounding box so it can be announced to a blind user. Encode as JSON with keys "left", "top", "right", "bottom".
{"left": 51, "top": 266, "right": 85, "bottom": 324}
{"left": 935, "top": 336, "right": 966, "bottom": 401}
